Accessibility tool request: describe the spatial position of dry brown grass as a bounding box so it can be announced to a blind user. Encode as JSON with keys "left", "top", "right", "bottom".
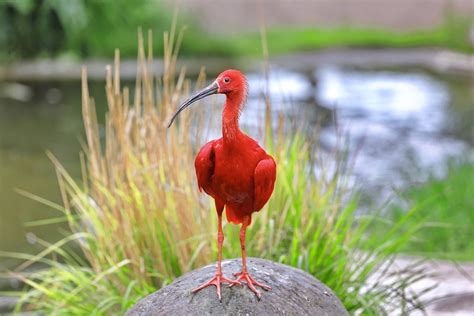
{"left": 69, "top": 27, "right": 218, "bottom": 286}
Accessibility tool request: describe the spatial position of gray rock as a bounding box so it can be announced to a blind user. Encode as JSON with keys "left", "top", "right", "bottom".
{"left": 0, "top": 296, "right": 18, "bottom": 313}
{"left": 126, "top": 257, "right": 348, "bottom": 316}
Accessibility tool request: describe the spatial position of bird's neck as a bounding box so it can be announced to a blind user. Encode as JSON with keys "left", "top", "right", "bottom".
{"left": 222, "top": 93, "right": 244, "bottom": 146}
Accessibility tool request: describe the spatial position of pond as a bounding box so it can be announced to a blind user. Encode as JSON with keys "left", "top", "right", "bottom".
{"left": 0, "top": 65, "right": 473, "bottom": 274}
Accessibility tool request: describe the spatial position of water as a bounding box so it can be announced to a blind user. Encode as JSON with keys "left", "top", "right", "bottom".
{"left": 244, "top": 67, "right": 473, "bottom": 196}
{"left": 0, "top": 66, "right": 473, "bottom": 273}
{"left": 313, "top": 67, "right": 473, "bottom": 194}
{"left": 0, "top": 81, "right": 107, "bottom": 274}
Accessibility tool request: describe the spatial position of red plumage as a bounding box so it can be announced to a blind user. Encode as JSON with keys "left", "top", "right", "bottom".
{"left": 195, "top": 134, "right": 276, "bottom": 225}
{"left": 168, "top": 69, "right": 276, "bottom": 300}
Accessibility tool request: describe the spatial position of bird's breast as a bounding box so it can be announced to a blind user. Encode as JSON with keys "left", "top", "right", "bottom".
{"left": 211, "top": 149, "right": 257, "bottom": 205}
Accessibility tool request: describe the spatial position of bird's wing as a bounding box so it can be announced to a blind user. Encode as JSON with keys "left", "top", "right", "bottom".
{"left": 253, "top": 156, "right": 277, "bottom": 212}
{"left": 194, "top": 140, "right": 216, "bottom": 195}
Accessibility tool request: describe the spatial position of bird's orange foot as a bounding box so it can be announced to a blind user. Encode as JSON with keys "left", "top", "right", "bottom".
{"left": 192, "top": 273, "right": 241, "bottom": 301}
{"left": 230, "top": 271, "right": 272, "bottom": 299}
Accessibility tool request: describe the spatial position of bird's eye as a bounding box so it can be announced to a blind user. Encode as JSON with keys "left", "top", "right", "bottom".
{"left": 224, "top": 77, "right": 230, "bottom": 83}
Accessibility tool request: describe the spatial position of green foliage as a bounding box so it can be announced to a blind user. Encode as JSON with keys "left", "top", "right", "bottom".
{"left": 377, "top": 159, "right": 474, "bottom": 260}
{"left": 0, "top": 0, "right": 231, "bottom": 60}
{"left": 0, "top": 0, "right": 86, "bottom": 58}
{"left": 228, "top": 20, "right": 474, "bottom": 56}
{"left": 65, "top": 0, "right": 176, "bottom": 58}
{"left": 1, "top": 234, "right": 153, "bottom": 315}
{"left": 237, "top": 135, "right": 429, "bottom": 314}
{"left": 1, "top": 1, "right": 472, "bottom": 61}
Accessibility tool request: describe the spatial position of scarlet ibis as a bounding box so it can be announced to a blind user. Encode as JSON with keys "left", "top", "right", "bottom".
{"left": 168, "top": 69, "right": 276, "bottom": 300}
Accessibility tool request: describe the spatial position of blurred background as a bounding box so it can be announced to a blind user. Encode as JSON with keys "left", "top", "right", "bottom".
{"left": 0, "top": 0, "right": 473, "bottom": 314}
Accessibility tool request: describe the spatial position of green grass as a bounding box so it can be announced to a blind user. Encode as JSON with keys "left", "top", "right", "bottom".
{"left": 227, "top": 20, "right": 474, "bottom": 56}
{"left": 375, "top": 159, "right": 474, "bottom": 260}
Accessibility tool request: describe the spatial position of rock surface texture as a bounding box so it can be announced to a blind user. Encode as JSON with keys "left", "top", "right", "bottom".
{"left": 126, "top": 258, "right": 348, "bottom": 316}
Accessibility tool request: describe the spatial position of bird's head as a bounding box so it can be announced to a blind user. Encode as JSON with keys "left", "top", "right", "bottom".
{"left": 167, "top": 69, "right": 247, "bottom": 128}
{"left": 215, "top": 69, "right": 248, "bottom": 95}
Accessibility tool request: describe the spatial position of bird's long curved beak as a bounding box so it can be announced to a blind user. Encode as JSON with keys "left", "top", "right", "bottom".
{"left": 167, "top": 81, "right": 219, "bottom": 128}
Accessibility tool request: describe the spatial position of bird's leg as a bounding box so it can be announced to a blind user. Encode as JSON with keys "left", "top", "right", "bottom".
{"left": 191, "top": 213, "right": 240, "bottom": 301}
{"left": 230, "top": 215, "right": 271, "bottom": 299}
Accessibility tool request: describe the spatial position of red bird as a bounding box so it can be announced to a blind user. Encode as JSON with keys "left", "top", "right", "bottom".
{"left": 168, "top": 70, "right": 276, "bottom": 300}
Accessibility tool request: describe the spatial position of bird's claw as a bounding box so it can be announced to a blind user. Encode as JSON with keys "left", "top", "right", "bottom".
{"left": 229, "top": 271, "right": 272, "bottom": 299}
{"left": 192, "top": 273, "right": 241, "bottom": 301}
